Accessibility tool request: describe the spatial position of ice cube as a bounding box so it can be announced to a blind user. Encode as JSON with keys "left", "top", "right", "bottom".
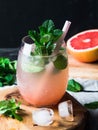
{"left": 23, "top": 43, "right": 33, "bottom": 56}
{"left": 58, "top": 100, "right": 74, "bottom": 121}
{"left": 32, "top": 108, "right": 54, "bottom": 126}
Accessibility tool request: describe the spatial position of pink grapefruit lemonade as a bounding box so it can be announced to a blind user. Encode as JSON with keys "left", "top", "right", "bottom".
{"left": 16, "top": 20, "right": 69, "bottom": 107}
{"left": 17, "top": 44, "right": 68, "bottom": 107}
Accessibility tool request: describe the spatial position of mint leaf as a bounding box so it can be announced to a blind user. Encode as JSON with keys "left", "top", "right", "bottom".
{"left": 84, "top": 102, "right": 98, "bottom": 109}
{"left": 40, "top": 34, "right": 51, "bottom": 43}
{"left": 28, "top": 30, "right": 40, "bottom": 46}
{"left": 4, "top": 74, "right": 15, "bottom": 85}
{"left": 53, "top": 54, "right": 68, "bottom": 70}
{"left": 41, "top": 19, "right": 55, "bottom": 32}
{"left": 0, "top": 98, "right": 23, "bottom": 121}
{"left": 52, "top": 29, "right": 63, "bottom": 42}
{"left": 67, "top": 79, "right": 83, "bottom": 92}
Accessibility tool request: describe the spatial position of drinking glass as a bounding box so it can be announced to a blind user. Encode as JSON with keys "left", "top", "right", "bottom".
{"left": 16, "top": 36, "right": 68, "bottom": 107}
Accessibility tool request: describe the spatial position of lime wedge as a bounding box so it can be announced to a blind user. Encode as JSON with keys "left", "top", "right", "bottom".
{"left": 21, "top": 62, "right": 44, "bottom": 73}
{"left": 21, "top": 56, "right": 45, "bottom": 73}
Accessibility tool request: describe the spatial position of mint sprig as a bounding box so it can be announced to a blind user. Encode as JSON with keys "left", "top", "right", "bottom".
{"left": 28, "top": 19, "right": 63, "bottom": 56}
{"left": 0, "top": 98, "right": 23, "bottom": 121}
{"left": 0, "top": 57, "right": 17, "bottom": 87}
{"left": 27, "top": 20, "right": 68, "bottom": 71}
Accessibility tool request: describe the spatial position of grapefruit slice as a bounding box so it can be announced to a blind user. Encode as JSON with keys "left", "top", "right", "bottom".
{"left": 67, "top": 29, "right": 98, "bottom": 62}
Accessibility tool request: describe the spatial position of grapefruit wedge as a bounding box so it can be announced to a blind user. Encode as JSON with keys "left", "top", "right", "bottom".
{"left": 67, "top": 29, "right": 98, "bottom": 62}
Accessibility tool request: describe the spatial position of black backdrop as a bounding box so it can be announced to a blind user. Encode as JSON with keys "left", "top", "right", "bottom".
{"left": 0, "top": 0, "right": 98, "bottom": 47}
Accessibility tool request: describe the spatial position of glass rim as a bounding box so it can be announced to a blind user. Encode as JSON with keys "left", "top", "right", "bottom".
{"left": 20, "top": 47, "right": 66, "bottom": 58}
{"left": 21, "top": 35, "right": 66, "bottom": 58}
{"left": 22, "top": 35, "right": 34, "bottom": 44}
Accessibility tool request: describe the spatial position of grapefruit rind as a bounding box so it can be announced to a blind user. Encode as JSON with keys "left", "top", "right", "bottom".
{"left": 67, "top": 29, "right": 98, "bottom": 62}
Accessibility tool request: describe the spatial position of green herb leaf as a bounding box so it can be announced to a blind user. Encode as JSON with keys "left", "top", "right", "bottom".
{"left": 0, "top": 82, "right": 2, "bottom": 87}
{"left": 67, "top": 79, "right": 83, "bottom": 92}
{"left": 0, "top": 98, "right": 23, "bottom": 121}
{"left": 40, "top": 34, "right": 51, "bottom": 43}
{"left": 52, "top": 29, "right": 63, "bottom": 42}
{"left": 84, "top": 102, "right": 98, "bottom": 109}
{"left": 41, "top": 19, "right": 55, "bottom": 32}
{"left": 28, "top": 30, "right": 40, "bottom": 46}
{"left": 53, "top": 54, "right": 68, "bottom": 70}
{"left": 0, "top": 57, "right": 16, "bottom": 87}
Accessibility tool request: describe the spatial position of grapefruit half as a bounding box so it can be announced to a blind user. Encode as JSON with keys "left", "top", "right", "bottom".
{"left": 67, "top": 29, "right": 98, "bottom": 62}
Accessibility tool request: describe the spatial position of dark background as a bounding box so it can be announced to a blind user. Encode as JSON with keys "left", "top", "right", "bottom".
{"left": 0, "top": 0, "right": 98, "bottom": 48}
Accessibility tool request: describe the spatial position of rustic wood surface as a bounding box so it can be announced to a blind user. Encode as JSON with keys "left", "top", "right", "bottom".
{"left": 0, "top": 86, "right": 88, "bottom": 130}
{"left": 68, "top": 54, "right": 98, "bottom": 80}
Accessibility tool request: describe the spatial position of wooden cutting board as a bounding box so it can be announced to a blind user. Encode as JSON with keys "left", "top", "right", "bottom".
{"left": 68, "top": 54, "right": 98, "bottom": 80}
{"left": 0, "top": 86, "right": 88, "bottom": 130}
